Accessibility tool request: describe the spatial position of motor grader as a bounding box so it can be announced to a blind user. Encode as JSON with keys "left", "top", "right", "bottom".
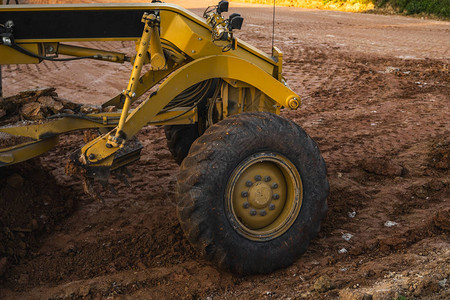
{"left": 0, "top": 1, "right": 329, "bottom": 274}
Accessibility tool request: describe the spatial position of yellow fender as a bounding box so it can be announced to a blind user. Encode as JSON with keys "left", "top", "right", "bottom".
{"left": 83, "top": 55, "right": 301, "bottom": 164}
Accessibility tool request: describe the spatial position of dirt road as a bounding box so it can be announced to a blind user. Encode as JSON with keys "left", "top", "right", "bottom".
{"left": 0, "top": 1, "right": 449, "bottom": 299}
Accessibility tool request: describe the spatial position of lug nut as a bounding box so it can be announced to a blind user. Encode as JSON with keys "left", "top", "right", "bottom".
{"left": 246, "top": 180, "right": 253, "bottom": 187}
{"left": 254, "top": 175, "right": 262, "bottom": 181}
{"left": 272, "top": 183, "right": 278, "bottom": 189}
{"left": 273, "top": 194, "right": 280, "bottom": 200}
{"left": 243, "top": 202, "right": 250, "bottom": 209}
{"left": 250, "top": 209, "right": 257, "bottom": 216}
{"left": 264, "top": 176, "right": 271, "bottom": 182}
{"left": 260, "top": 210, "right": 267, "bottom": 216}
{"left": 269, "top": 204, "right": 275, "bottom": 210}
{"left": 241, "top": 191, "right": 248, "bottom": 197}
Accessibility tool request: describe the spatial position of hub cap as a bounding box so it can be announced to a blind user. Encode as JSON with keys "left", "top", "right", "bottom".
{"left": 225, "top": 152, "right": 303, "bottom": 241}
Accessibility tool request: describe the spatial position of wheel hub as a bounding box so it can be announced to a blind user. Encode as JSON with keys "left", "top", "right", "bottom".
{"left": 226, "top": 152, "right": 303, "bottom": 241}
{"left": 248, "top": 181, "right": 272, "bottom": 208}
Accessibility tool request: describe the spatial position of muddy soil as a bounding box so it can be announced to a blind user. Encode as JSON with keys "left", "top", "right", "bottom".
{"left": 0, "top": 1, "right": 449, "bottom": 299}
{"left": 0, "top": 160, "right": 75, "bottom": 278}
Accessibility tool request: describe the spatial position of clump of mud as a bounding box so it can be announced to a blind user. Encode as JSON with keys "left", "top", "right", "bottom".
{"left": 0, "top": 87, "right": 103, "bottom": 127}
{"left": 0, "top": 133, "right": 33, "bottom": 149}
{"left": 360, "top": 157, "right": 405, "bottom": 176}
{"left": 0, "top": 88, "right": 115, "bottom": 149}
{"left": 0, "top": 159, "right": 77, "bottom": 279}
{"left": 429, "top": 134, "right": 450, "bottom": 170}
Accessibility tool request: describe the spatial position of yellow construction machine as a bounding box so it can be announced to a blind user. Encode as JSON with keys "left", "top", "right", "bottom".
{"left": 0, "top": 1, "right": 329, "bottom": 274}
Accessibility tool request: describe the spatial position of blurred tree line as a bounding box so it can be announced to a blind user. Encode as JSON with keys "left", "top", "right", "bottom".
{"left": 375, "top": 0, "right": 449, "bottom": 17}
{"left": 326, "top": 0, "right": 449, "bottom": 17}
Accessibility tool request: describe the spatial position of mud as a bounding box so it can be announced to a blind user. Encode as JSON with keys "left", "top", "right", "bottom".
{"left": 0, "top": 160, "right": 75, "bottom": 279}
{"left": 0, "top": 1, "right": 449, "bottom": 299}
{"left": 0, "top": 88, "right": 81, "bottom": 126}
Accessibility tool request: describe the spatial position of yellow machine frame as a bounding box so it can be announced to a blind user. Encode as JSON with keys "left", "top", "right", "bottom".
{"left": 0, "top": 2, "right": 300, "bottom": 173}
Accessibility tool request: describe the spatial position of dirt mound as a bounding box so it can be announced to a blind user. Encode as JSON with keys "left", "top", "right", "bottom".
{"left": 0, "top": 87, "right": 109, "bottom": 129}
{"left": 0, "top": 159, "right": 77, "bottom": 280}
{"left": 433, "top": 208, "right": 450, "bottom": 232}
{"left": 0, "top": 88, "right": 117, "bottom": 150}
{"left": 0, "top": 88, "right": 79, "bottom": 125}
{"left": 0, "top": 133, "right": 33, "bottom": 149}
{"left": 360, "top": 157, "right": 405, "bottom": 176}
{"left": 429, "top": 134, "right": 450, "bottom": 170}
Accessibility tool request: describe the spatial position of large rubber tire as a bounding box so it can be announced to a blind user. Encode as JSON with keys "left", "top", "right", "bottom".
{"left": 164, "top": 124, "right": 199, "bottom": 165}
{"left": 177, "top": 112, "right": 329, "bottom": 274}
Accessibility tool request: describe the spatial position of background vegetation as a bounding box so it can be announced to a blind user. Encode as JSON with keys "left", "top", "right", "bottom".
{"left": 233, "top": 0, "right": 450, "bottom": 18}
{"left": 374, "top": 0, "right": 449, "bottom": 18}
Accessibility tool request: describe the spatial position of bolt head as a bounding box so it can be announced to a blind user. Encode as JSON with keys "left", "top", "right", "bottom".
{"left": 243, "top": 202, "right": 250, "bottom": 209}
{"left": 260, "top": 210, "right": 267, "bottom": 216}
{"left": 272, "top": 183, "right": 278, "bottom": 189}
{"left": 88, "top": 154, "right": 95, "bottom": 160}
{"left": 273, "top": 194, "right": 280, "bottom": 200}
{"left": 264, "top": 176, "right": 271, "bottom": 182}
{"left": 269, "top": 204, "right": 275, "bottom": 210}
{"left": 288, "top": 97, "right": 300, "bottom": 109}
{"left": 254, "top": 175, "right": 262, "bottom": 181}
{"left": 250, "top": 209, "right": 257, "bottom": 216}
{"left": 241, "top": 191, "right": 248, "bottom": 198}
{"left": 245, "top": 180, "right": 253, "bottom": 187}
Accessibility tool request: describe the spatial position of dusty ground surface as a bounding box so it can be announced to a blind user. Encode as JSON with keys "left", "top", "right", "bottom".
{"left": 0, "top": 1, "right": 449, "bottom": 299}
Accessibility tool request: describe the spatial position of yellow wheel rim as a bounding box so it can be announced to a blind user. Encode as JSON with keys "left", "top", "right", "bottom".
{"left": 225, "top": 152, "right": 303, "bottom": 241}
